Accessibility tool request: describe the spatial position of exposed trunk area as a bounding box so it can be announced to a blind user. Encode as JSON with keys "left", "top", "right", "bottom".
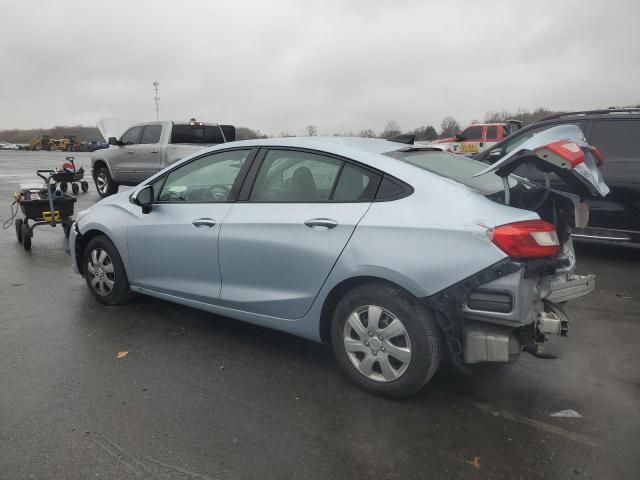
{"left": 488, "top": 182, "right": 578, "bottom": 246}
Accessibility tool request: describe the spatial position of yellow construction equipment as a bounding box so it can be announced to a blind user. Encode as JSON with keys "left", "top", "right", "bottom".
{"left": 29, "top": 135, "right": 53, "bottom": 151}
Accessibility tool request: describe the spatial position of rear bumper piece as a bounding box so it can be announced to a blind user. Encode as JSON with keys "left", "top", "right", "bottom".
{"left": 546, "top": 273, "right": 595, "bottom": 303}
{"left": 423, "top": 254, "right": 595, "bottom": 367}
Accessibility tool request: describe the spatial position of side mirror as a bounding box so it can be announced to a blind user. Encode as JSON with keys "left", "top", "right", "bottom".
{"left": 455, "top": 134, "right": 463, "bottom": 141}
{"left": 131, "top": 185, "right": 154, "bottom": 214}
{"left": 108, "top": 137, "right": 119, "bottom": 146}
{"left": 489, "top": 148, "right": 502, "bottom": 157}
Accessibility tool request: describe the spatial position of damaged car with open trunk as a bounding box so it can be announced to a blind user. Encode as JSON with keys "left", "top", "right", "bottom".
{"left": 69, "top": 125, "right": 609, "bottom": 397}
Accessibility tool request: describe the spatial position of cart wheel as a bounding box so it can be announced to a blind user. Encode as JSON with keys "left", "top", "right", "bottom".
{"left": 81, "top": 180, "right": 89, "bottom": 192}
{"left": 15, "top": 218, "right": 24, "bottom": 242}
{"left": 21, "top": 224, "right": 31, "bottom": 250}
{"left": 60, "top": 182, "right": 68, "bottom": 193}
{"left": 72, "top": 183, "right": 80, "bottom": 195}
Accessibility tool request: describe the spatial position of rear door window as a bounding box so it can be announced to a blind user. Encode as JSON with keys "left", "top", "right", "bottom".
{"left": 140, "top": 125, "right": 162, "bottom": 144}
{"left": 332, "top": 164, "right": 381, "bottom": 202}
{"left": 485, "top": 126, "right": 499, "bottom": 141}
{"left": 250, "top": 150, "right": 342, "bottom": 202}
{"left": 589, "top": 120, "right": 640, "bottom": 158}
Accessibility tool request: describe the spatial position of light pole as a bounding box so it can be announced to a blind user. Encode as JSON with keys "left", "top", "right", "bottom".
{"left": 153, "top": 81, "right": 160, "bottom": 120}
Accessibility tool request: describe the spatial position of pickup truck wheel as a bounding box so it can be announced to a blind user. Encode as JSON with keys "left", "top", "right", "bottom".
{"left": 331, "top": 283, "right": 442, "bottom": 398}
{"left": 95, "top": 167, "right": 118, "bottom": 198}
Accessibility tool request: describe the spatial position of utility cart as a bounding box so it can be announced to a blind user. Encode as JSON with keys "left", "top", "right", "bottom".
{"left": 56, "top": 157, "right": 89, "bottom": 194}
{"left": 14, "top": 169, "right": 77, "bottom": 250}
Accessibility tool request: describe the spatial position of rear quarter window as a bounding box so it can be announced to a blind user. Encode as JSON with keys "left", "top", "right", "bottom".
{"left": 171, "top": 125, "right": 225, "bottom": 144}
{"left": 589, "top": 120, "right": 640, "bottom": 158}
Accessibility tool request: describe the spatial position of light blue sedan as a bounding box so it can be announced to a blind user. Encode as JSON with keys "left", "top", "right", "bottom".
{"left": 70, "top": 130, "right": 607, "bottom": 397}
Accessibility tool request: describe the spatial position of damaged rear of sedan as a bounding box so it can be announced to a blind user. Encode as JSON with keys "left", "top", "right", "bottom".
{"left": 70, "top": 126, "right": 608, "bottom": 397}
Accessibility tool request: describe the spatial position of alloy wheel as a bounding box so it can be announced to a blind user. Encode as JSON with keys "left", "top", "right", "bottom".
{"left": 96, "top": 173, "right": 109, "bottom": 195}
{"left": 86, "top": 248, "right": 115, "bottom": 296}
{"left": 343, "top": 305, "right": 412, "bottom": 382}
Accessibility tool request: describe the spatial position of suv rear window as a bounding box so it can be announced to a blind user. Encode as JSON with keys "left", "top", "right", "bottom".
{"left": 589, "top": 120, "right": 640, "bottom": 158}
{"left": 171, "top": 125, "right": 225, "bottom": 144}
{"left": 385, "top": 150, "right": 515, "bottom": 195}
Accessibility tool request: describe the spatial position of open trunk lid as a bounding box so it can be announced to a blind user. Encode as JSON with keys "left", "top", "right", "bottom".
{"left": 475, "top": 125, "right": 609, "bottom": 198}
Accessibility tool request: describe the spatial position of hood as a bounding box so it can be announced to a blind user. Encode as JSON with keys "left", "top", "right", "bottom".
{"left": 475, "top": 125, "right": 609, "bottom": 198}
{"left": 96, "top": 118, "right": 140, "bottom": 141}
{"left": 431, "top": 137, "right": 455, "bottom": 144}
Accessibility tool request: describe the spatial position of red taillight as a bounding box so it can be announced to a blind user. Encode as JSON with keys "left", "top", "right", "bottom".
{"left": 590, "top": 146, "right": 605, "bottom": 166}
{"left": 534, "top": 140, "right": 585, "bottom": 168}
{"left": 489, "top": 220, "right": 561, "bottom": 259}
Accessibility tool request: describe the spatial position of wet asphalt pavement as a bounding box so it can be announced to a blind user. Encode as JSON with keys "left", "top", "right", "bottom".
{"left": 0, "top": 151, "right": 638, "bottom": 479}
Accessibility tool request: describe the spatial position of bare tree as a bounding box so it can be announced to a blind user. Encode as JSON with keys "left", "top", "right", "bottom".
{"left": 306, "top": 125, "right": 317, "bottom": 136}
{"left": 440, "top": 117, "right": 461, "bottom": 138}
{"left": 381, "top": 120, "right": 401, "bottom": 139}
{"left": 410, "top": 125, "right": 438, "bottom": 142}
{"left": 359, "top": 129, "right": 376, "bottom": 138}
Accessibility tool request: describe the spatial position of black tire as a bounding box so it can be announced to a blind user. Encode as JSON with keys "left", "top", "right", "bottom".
{"left": 82, "top": 235, "right": 133, "bottom": 305}
{"left": 71, "top": 183, "right": 80, "bottom": 195}
{"left": 15, "top": 218, "right": 23, "bottom": 242}
{"left": 21, "top": 223, "right": 31, "bottom": 250}
{"left": 330, "top": 283, "right": 442, "bottom": 398}
{"left": 81, "top": 180, "right": 89, "bottom": 192}
{"left": 59, "top": 182, "right": 68, "bottom": 193}
{"left": 94, "top": 167, "right": 118, "bottom": 198}
{"left": 63, "top": 222, "right": 71, "bottom": 238}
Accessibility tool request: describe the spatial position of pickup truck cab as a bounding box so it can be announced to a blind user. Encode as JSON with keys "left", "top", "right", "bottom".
{"left": 92, "top": 120, "right": 235, "bottom": 197}
{"left": 427, "top": 121, "right": 522, "bottom": 155}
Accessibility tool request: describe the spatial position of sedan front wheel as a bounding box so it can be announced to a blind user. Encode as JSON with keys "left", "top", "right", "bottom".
{"left": 83, "top": 235, "right": 133, "bottom": 305}
{"left": 331, "top": 283, "right": 442, "bottom": 398}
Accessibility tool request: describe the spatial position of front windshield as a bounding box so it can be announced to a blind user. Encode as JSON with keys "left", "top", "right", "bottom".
{"left": 385, "top": 149, "right": 516, "bottom": 195}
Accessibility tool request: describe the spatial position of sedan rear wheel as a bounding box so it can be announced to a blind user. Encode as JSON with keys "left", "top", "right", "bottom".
{"left": 331, "top": 283, "right": 442, "bottom": 398}
{"left": 343, "top": 305, "right": 412, "bottom": 382}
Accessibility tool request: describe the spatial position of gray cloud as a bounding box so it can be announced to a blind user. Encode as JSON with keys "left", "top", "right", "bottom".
{"left": 1, "top": 0, "right": 638, "bottom": 134}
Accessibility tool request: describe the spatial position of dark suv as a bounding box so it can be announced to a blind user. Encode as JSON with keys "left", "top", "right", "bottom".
{"left": 473, "top": 109, "right": 640, "bottom": 243}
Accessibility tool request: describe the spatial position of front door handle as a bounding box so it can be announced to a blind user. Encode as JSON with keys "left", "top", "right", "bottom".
{"left": 150, "top": 150, "right": 159, "bottom": 154}
{"left": 304, "top": 218, "right": 338, "bottom": 230}
{"left": 192, "top": 218, "right": 216, "bottom": 228}
{"left": 127, "top": 150, "right": 134, "bottom": 154}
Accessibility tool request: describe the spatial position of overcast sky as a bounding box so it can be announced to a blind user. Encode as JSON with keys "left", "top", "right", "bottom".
{"left": 1, "top": 0, "right": 638, "bottom": 135}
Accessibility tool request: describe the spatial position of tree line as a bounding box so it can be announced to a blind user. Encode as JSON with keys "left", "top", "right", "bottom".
{"left": 5, "top": 107, "right": 633, "bottom": 143}
{"left": 278, "top": 107, "right": 566, "bottom": 141}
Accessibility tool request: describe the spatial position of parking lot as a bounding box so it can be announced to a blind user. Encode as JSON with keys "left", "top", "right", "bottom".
{"left": 0, "top": 150, "right": 638, "bottom": 479}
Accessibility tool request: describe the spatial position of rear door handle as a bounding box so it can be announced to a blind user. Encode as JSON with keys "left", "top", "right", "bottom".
{"left": 192, "top": 218, "right": 216, "bottom": 228}
{"left": 150, "top": 150, "right": 159, "bottom": 154}
{"left": 127, "top": 150, "right": 134, "bottom": 154}
{"left": 304, "top": 218, "right": 338, "bottom": 230}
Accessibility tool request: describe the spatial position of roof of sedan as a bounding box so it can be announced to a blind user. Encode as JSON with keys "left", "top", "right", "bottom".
{"left": 176, "top": 136, "right": 444, "bottom": 186}
{"left": 221, "top": 136, "right": 409, "bottom": 155}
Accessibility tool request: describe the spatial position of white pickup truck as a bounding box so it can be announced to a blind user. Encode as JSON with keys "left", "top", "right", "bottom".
{"left": 92, "top": 119, "right": 235, "bottom": 197}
